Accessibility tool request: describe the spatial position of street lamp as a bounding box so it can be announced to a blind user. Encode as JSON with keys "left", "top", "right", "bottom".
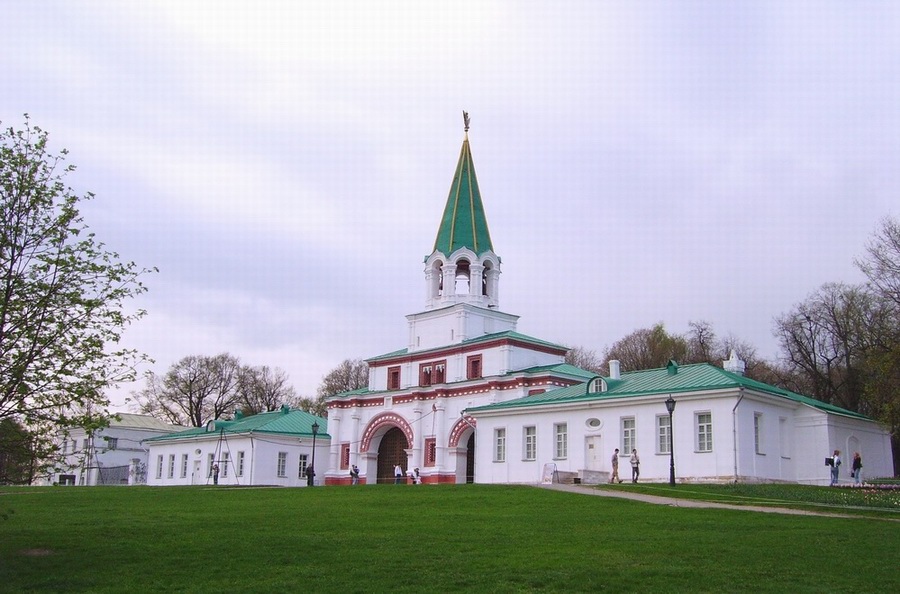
{"left": 309, "top": 421, "right": 319, "bottom": 487}
{"left": 665, "top": 396, "right": 676, "bottom": 486}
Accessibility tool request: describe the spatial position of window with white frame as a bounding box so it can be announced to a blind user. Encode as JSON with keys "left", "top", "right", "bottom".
{"left": 277, "top": 452, "right": 287, "bottom": 477}
{"left": 523, "top": 426, "right": 537, "bottom": 461}
{"left": 494, "top": 428, "right": 506, "bottom": 462}
{"left": 222, "top": 452, "right": 230, "bottom": 477}
{"left": 180, "top": 454, "right": 188, "bottom": 478}
{"left": 754, "top": 413, "right": 763, "bottom": 455}
{"left": 207, "top": 453, "right": 214, "bottom": 477}
{"left": 106, "top": 437, "right": 118, "bottom": 450}
{"left": 657, "top": 415, "right": 671, "bottom": 454}
{"left": 554, "top": 423, "right": 568, "bottom": 459}
{"left": 621, "top": 417, "right": 635, "bottom": 453}
{"left": 696, "top": 412, "right": 713, "bottom": 452}
{"left": 166, "top": 454, "right": 173, "bottom": 479}
{"left": 156, "top": 455, "right": 163, "bottom": 479}
{"left": 237, "top": 451, "right": 245, "bottom": 477}
{"left": 298, "top": 454, "right": 308, "bottom": 478}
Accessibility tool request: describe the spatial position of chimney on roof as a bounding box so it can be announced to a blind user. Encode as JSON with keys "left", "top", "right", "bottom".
{"left": 723, "top": 350, "right": 746, "bottom": 376}
{"left": 234, "top": 410, "right": 243, "bottom": 420}
{"left": 609, "top": 360, "right": 621, "bottom": 380}
{"left": 667, "top": 360, "right": 679, "bottom": 375}
{"left": 281, "top": 404, "right": 290, "bottom": 414}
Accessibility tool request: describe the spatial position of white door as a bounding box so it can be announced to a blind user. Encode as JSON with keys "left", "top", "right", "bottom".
{"left": 585, "top": 435, "right": 603, "bottom": 471}
{"left": 192, "top": 460, "right": 201, "bottom": 484}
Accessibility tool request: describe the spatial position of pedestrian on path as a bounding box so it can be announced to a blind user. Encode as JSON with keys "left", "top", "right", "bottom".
{"left": 851, "top": 452, "right": 862, "bottom": 486}
{"left": 609, "top": 449, "right": 622, "bottom": 483}
{"left": 829, "top": 450, "right": 841, "bottom": 486}
{"left": 630, "top": 449, "right": 640, "bottom": 483}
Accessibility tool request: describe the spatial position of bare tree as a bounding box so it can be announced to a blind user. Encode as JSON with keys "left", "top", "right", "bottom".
{"left": 564, "top": 346, "right": 604, "bottom": 374}
{"left": 317, "top": 358, "right": 369, "bottom": 399}
{"left": 857, "top": 216, "right": 900, "bottom": 308}
{"left": 602, "top": 323, "right": 688, "bottom": 372}
{"left": 238, "top": 365, "right": 298, "bottom": 414}
{"left": 130, "top": 353, "right": 243, "bottom": 427}
{"left": 773, "top": 283, "right": 871, "bottom": 411}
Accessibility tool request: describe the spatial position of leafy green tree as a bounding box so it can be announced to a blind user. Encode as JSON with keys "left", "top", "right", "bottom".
{"left": 0, "top": 417, "right": 36, "bottom": 484}
{"left": 0, "top": 116, "right": 153, "bottom": 454}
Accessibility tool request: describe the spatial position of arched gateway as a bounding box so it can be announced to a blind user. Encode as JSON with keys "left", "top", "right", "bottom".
{"left": 377, "top": 427, "right": 409, "bottom": 484}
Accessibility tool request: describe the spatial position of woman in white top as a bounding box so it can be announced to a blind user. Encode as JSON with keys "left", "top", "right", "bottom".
{"left": 629, "top": 449, "right": 640, "bottom": 483}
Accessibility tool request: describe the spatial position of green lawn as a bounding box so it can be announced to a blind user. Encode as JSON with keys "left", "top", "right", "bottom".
{"left": 1, "top": 484, "right": 898, "bottom": 593}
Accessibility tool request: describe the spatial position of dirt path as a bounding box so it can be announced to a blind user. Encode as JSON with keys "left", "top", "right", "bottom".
{"left": 538, "top": 482, "right": 896, "bottom": 521}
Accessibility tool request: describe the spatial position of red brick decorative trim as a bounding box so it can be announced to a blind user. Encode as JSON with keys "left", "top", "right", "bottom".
{"left": 359, "top": 412, "right": 414, "bottom": 453}
{"left": 448, "top": 415, "right": 476, "bottom": 448}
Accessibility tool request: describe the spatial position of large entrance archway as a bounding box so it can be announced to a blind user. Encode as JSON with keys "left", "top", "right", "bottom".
{"left": 377, "top": 427, "right": 409, "bottom": 484}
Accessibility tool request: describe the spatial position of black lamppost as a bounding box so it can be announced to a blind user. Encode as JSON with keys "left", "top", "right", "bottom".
{"left": 308, "top": 421, "right": 319, "bottom": 487}
{"left": 665, "top": 396, "right": 676, "bottom": 486}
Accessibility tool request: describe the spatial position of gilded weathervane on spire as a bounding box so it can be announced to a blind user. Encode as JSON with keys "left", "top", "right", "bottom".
{"left": 463, "top": 110, "right": 470, "bottom": 133}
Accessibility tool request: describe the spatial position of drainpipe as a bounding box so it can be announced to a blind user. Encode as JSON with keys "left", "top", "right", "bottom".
{"left": 732, "top": 388, "right": 744, "bottom": 483}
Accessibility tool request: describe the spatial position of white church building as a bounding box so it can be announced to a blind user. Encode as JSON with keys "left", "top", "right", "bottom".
{"left": 323, "top": 120, "right": 893, "bottom": 486}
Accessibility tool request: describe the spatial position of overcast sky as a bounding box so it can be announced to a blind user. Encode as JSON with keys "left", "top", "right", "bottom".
{"left": 3, "top": 2, "right": 899, "bottom": 410}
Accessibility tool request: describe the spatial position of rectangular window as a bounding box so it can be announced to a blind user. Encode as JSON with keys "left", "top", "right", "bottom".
{"left": 237, "top": 451, "right": 245, "bottom": 477}
{"left": 156, "top": 455, "right": 163, "bottom": 479}
{"left": 61, "top": 440, "right": 68, "bottom": 455}
{"left": 554, "top": 423, "right": 568, "bottom": 459}
{"left": 207, "top": 453, "right": 214, "bottom": 477}
{"left": 622, "top": 417, "right": 635, "bottom": 454}
{"left": 420, "top": 364, "right": 433, "bottom": 387}
{"left": 168, "top": 455, "right": 175, "bottom": 478}
{"left": 779, "top": 417, "right": 790, "bottom": 459}
{"left": 106, "top": 437, "right": 118, "bottom": 450}
{"left": 180, "top": 454, "right": 188, "bottom": 478}
{"left": 657, "top": 415, "right": 671, "bottom": 454}
{"left": 523, "top": 426, "right": 536, "bottom": 461}
{"left": 494, "top": 428, "right": 506, "bottom": 462}
{"left": 696, "top": 412, "right": 713, "bottom": 452}
{"left": 754, "top": 413, "right": 763, "bottom": 455}
{"left": 83, "top": 438, "right": 90, "bottom": 451}
{"left": 467, "top": 355, "right": 482, "bottom": 380}
{"left": 298, "top": 454, "right": 308, "bottom": 478}
{"left": 425, "top": 438, "right": 437, "bottom": 466}
{"left": 388, "top": 366, "right": 401, "bottom": 390}
{"left": 340, "top": 443, "right": 350, "bottom": 469}
{"left": 277, "top": 452, "right": 287, "bottom": 478}
{"left": 222, "top": 452, "right": 230, "bottom": 478}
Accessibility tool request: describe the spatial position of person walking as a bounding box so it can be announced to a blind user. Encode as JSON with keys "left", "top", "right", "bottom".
{"left": 851, "top": 452, "right": 863, "bottom": 486}
{"left": 829, "top": 450, "right": 841, "bottom": 486}
{"left": 609, "top": 449, "right": 622, "bottom": 483}
{"left": 630, "top": 449, "right": 640, "bottom": 483}
{"left": 394, "top": 463, "right": 403, "bottom": 484}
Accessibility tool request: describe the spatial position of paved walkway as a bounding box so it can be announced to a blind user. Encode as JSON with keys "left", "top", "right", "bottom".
{"left": 538, "top": 482, "right": 890, "bottom": 520}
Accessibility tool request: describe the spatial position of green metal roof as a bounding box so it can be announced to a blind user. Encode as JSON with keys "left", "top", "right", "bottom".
{"left": 467, "top": 362, "right": 873, "bottom": 421}
{"left": 144, "top": 407, "right": 329, "bottom": 442}
{"left": 431, "top": 134, "right": 494, "bottom": 256}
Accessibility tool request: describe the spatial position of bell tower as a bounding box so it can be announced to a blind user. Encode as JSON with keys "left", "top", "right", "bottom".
{"left": 409, "top": 113, "right": 517, "bottom": 354}
{"left": 424, "top": 112, "right": 501, "bottom": 311}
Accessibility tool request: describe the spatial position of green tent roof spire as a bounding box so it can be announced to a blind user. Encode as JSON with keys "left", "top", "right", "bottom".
{"left": 432, "top": 113, "right": 494, "bottom": 256}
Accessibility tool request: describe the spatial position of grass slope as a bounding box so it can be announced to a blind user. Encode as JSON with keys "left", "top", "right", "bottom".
{"left": 1, "top": 485, "right": 898, "bottom": 593}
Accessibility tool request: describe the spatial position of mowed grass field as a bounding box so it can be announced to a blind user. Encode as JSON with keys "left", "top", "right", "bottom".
{"left": 1, "top": 484, "right": 898, "bottom": 593}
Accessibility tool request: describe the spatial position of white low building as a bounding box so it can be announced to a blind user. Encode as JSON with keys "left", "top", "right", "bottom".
{"left": 145, "top": 406, "right": 328, "bottom": 487}
{"left": 467, "top": 357, "right": 893, "bottom": 486}
{"left": 47, "top": 413, "right": 182, "bottom": 486}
